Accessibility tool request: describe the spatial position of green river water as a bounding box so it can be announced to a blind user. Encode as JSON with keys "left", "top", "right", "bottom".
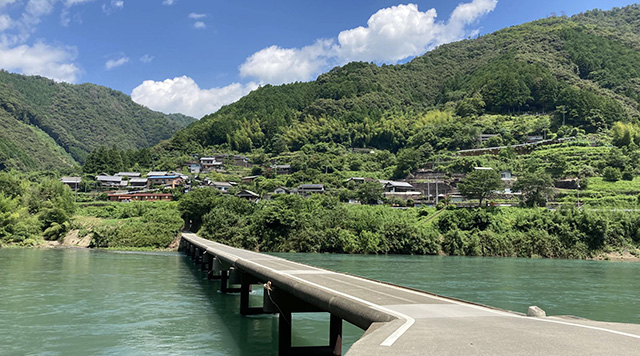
{"left": 1, "top": 248, "right": 639, "bottom": 355}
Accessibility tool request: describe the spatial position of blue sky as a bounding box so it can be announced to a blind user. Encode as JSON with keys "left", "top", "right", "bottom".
{"left": 0, "top": 0, "right": 636, "bottom": 118}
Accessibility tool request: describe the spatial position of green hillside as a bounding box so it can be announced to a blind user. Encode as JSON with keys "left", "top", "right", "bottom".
{"left": 168, "top": 6, "right": 640, "bottom": 154}
{"left": 0, "top": 71, "right": 196, "bottom": 170}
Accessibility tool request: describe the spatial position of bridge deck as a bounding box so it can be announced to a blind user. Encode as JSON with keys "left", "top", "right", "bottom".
{"left": 182, "top": 233, "right": 640, "bottom": 355}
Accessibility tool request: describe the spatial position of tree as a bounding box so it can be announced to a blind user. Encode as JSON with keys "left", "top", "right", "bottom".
{"left": 356, "top": 181, "right": 384, "bottom": 205}
{"left": 513, "top": 169, "right": 554, "bottom": 207}
{"left": 603, "top": 167, "right": 622, "bottom": 182}
{"left": 459, "top": 169, "right": 503, "bottom": 207}
{"left": 178, "top": 188, "right": 222, "bottom": 231}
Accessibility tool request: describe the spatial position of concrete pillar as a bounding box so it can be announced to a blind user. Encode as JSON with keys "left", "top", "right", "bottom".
{"left": 220, "top": 270, "right": 241, "bottom": 293}
{"left": 278, "top": 311, "right": 293, "bottom": 356}
{"left": 268, "top": 285, "right": 342, "bottom": 356}
{"left": 194, "top": 247, "right": 201, "bottom": 265}
{"left": 240, "top": 272, "right": 263, "bottom": 316}
{"left": 330, "top": 314, "right": 342, "bottom": 355}
{"left": 201, "top": 252, "right": 210, "bottom": 271}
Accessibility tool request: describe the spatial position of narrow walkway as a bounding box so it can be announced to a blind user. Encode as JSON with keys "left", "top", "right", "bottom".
{"left": 182, "top": 232, "right": 640, "bottom": 355}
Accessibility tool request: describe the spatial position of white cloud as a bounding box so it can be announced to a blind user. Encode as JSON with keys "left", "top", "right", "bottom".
{"left": 240, "top": 0, "right": 497, "bottom": 84}
{"left": 133, "top": 1, "right": 497, "bottom": 117}
{"left": 0, "top": 14, "right": 13, "bottom": 31}
{"left": 193, "top": 21, "right": 205, "bottom": 29}
{"left": 162, "top": 0, "right": 176, "bottom": 5}
{"left": 239, "top": 39, "right": 334, "bottom": 85}
{"left": 131, "top": 76, "right": 258, "bottom": 118}
{"left": 188, "top": 12, "right": 205, "bottom": 19}
{"left": 0, "top": 0, "right": 18, "bottom": 7}
{"left": 64, "top": 0, "right": 94, "bottom": 6}
{"left": 140, "top": 54, "right": 153, "bottom": 63}
{"left": 105, "top": 55, "right": 128, "bottom": 69}
{"left": 102, "top": 0, "right": 123, "bottom": 14}
{"left": 0, "top": 42, "right": 80, "bottom": 82}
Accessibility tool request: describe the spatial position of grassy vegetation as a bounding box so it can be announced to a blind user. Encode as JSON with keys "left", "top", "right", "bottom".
{"left": 75, "top": 201, "right": 183, "bottom": 249}
{"left": 177, "top": 190, "right": 640, "bottom": 259}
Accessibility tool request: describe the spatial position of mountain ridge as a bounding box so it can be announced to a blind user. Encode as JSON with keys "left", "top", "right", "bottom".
{"left": 0, "top": 71, "right": 196, "bottom": 171}
{"left": 166, "top": 5, "right": 640, "bottom": 154}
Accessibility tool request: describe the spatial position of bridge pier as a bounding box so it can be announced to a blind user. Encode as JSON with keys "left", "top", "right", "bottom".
{"left": 240, "top": 272, "right": 266, "bottom": 316}
{"left": 201, "top": 252, "right": 210, "bottom": 272}
{"left": 220, "top": 269, "right": 242, "bottom": 293}
{"left": 265, "top": 285, "right": 342, "bottom": 356}
{"left": 179, "top": 236, "right": 342, "bottom": 355}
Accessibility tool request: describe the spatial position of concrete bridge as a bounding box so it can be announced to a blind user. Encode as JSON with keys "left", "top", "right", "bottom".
{"left": 180, "top": 232, "right": 640, "bottom": 355}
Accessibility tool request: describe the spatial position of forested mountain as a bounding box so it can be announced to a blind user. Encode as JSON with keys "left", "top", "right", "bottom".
{"left": 0, "top": 71, "right": 195, "bottom": 171}
{"left": 168, "top": 5, "right": 640, "bottom": 154}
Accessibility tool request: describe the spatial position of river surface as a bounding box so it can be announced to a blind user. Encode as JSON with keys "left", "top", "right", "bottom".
{"left": 1, "top": 248, "right": 639, "bottom": 355}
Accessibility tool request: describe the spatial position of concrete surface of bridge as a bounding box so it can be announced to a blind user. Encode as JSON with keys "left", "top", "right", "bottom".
{"left": 180, "top": 232, "right": 640, "bottom": 356}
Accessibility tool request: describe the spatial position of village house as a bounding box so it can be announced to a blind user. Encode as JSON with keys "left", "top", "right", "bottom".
{"left": 116, "top": 172, "right": 141, "bottom": 178}
{"left": 212, "top": 181, "right": 233, "bottom": 193}
{"left": 60, "top": 177, "right": 81, "bottom": 190}
{"left": 146, "top": 171, "right": 168, "bottom": 177}
{"left": 380, "top": 180, "right": 415, "bottom": 193}
{"left": 346, "top": 177, "right": 376, "bottom": 185}
{"left": 108, "top": 193, "right": 172, "bottom": 202}
{"left": 273, "top": 186, "right": 298, "bottom": 195}
{"left": 188, "top": 162, "right": 201, "bottom": 174}
{"left": 235, "top": 189, "right": 260, "bottom": 201}
{"left": 380, "top": 180, "right": 422, "bottom": 201}
{"left": 96, "top": 175, "right": 126, "bottom": 187}
{"left": 527, "top": 135, "right": 544, "bottom": 143}
{"left": 270, "top": 164, "right": 291, "bottom": 175}
{"left": 147, "top": 174, "right": 183, "bottom": 188}
{"left": 200, "top": 157, "right": 224, "bottom": 172}
{"left": 129, "top": 177, "right": 148, "bottom": 189}
{"left": 501, "top": 170, "right": 513, "bottom": 181}
{"left": 241, "top": 175, "right": 260, "bottom": 184}
{"left": 298, "top": 184, "right": 325, "bottom": 196}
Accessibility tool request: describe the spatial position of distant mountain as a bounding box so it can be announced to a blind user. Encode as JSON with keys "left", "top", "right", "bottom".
{"left": 0, "top": 71, "right": 196, "bottom": 171}
{"left": 169, "top": 5, "right": 640, "bottom": 153}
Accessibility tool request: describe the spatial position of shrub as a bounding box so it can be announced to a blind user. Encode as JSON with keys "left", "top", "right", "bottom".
{"left": 603, "top": 167, "right": 622, "bottom": 182}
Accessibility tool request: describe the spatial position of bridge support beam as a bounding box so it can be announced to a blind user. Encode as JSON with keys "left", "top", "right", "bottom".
{"left": 220, "top": 270, "right": 242, "bottom": 293}
{"left": 239, "top": 272, "right": 266, "bottom": 316}
{"left": 265, "top": 286, "right": 342, "bottom": 356}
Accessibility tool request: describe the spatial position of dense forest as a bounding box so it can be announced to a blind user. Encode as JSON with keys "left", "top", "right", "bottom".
{"left": 165, "top": 6, "right": 640, "bottom": 156}
{"left": 0, "top": 71, "right": 195, "bottom": 171}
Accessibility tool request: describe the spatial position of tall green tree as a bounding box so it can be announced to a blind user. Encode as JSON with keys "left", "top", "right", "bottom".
{"left": 357, "top": 181, "right": 384, "bottom": 205}
{"left": 459, "top": 169, "right": 503, "bottom": 207}
{"left": 513, "top": 169, "right": 554, "bottom": 207}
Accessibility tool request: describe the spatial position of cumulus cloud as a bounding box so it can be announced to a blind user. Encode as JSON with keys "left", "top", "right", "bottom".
{"left": 0, "top": 42, "right": 80, "bottom": 82}
{"left": 105, "top": 55, "right": 128, "bottom": 69}
{"left": 239, "top": 39, "right": 334, "bottom": 85}
{"left": 240, "top": 0, "right": 497, "bottom": 84}
{"left": 162, "top": 0, "right": 176, "bottom": 5}
{"left": 134, "top": 1, "right": 496, "bottom": 117}
{"left": 131, "top": 76, "right": 259, "bottom": 118}
{"left": 193, "top": 21, "right": 205, "bottom": 29}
